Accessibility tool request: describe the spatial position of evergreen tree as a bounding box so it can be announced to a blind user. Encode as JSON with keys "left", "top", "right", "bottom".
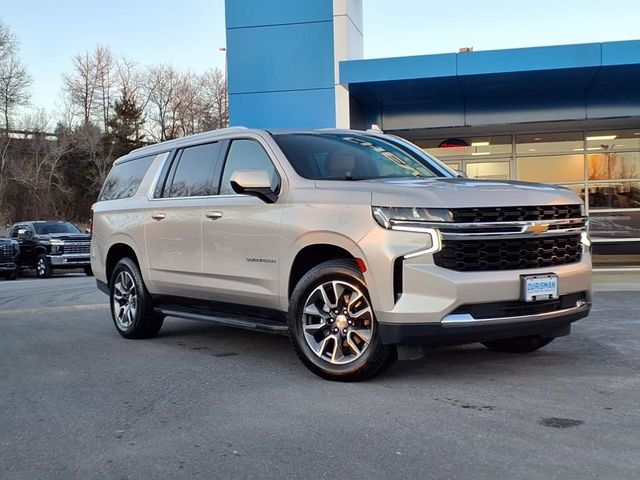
{"left": 106, "top": 90, "right": 145, "bottom": 159}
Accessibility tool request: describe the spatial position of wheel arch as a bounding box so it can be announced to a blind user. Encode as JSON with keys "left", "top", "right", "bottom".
{"left": 105, "top": 243, "right": 140, "bottom": 286}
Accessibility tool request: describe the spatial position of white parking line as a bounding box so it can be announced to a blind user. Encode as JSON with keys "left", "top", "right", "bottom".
{"left": 0, "top": 303, "right": 109, "bottom": 316}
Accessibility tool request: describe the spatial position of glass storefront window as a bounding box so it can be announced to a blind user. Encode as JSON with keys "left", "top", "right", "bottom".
{"left": 418, "top": 135, "right": 512, "bottom": 159}
{"left": 589, "top": 210, "right": 640, "bottom": 240}
{"left": 465, "top": 162, "right": 510, "bottom": 180}
{"left": 586, "top": 129, "right": 640, "bottom": 152}
{"left": 587, "top": 181, "right": 640, "bottom": 209}
{"left": 516, "top": 155, "right": 584, "bottom": 183}
{"left": 588, "top": 151, "right": 640, "bottom": 180}
{"left": 516, "top": 132, "right": 583, "bottom": 155}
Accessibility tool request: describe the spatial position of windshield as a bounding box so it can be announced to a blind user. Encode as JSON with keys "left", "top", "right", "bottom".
{"left": 273, "top": 133, "right": 447, "bottom": 180}
{"left": 33, "top": 222, "right": 82, "bottom": 235}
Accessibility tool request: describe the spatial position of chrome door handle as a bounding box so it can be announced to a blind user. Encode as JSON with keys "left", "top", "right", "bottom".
{"left": 205, "top": 211, "right": 223, "bottom": 220}
{"left": 151, "top": 213, "right": 166, "bottom": 220}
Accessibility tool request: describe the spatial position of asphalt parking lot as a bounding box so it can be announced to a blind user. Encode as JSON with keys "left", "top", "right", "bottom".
{"left": 1, "top": 275, "right": 639, "bottom": 479}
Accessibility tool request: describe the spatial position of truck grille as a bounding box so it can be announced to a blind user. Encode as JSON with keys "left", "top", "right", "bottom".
{"left": 0, "top": 244, "right": 15, "bottom": 261}
{"left": 452, "top": 205, "right": 582, "bottom": 223}
{"left": 433, "top": 235, "right": 582, "bottom": 272}
{"left": 64, "top": 242, "right": 91, "bottom": 254}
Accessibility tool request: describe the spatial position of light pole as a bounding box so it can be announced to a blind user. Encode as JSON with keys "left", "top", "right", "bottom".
{"left": 219, "top": 47, "right": 228, "bottom": 126}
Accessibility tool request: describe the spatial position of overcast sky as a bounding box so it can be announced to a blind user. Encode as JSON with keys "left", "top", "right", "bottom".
{"left": 3, "top": 0, "right": 640, "bottom": 120}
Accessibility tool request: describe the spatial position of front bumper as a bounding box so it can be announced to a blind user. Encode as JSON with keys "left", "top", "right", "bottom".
{"left": 0, "top": 262, "right": 17, "bottom": 271}
{"left": 48, "top": 254, "right": 91, "bottom": 267}
{"left": 379, "top": 293, "right": 590, "bottom": 346}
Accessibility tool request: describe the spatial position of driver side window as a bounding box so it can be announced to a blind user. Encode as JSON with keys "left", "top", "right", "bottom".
{"left": 220, "top": 139, "right": 278, "bottom": 196}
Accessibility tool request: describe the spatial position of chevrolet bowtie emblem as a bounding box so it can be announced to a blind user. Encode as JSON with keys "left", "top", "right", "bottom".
{"left": 525, "top": 223, "right": 550, "bottom": 234}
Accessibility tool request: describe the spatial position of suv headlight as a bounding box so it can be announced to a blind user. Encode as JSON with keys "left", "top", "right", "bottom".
{"left": 371, "top": 206, "right": 443, "bottom": 258}
{"left": 50, "top": 239, "right": 64, "bottom": 254}
{"left": 372, "top": 206, "right": 453, "bottom": 229}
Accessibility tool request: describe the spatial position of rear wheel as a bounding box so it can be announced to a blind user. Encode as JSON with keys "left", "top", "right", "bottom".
{"left": 35, "top": 254, "right": 51, "bottom": 278}
{"left": 110, "top": 257, "right": 164, "bottom": 339}
{"left": 288, "top": 259, "right": 396, "bottom": 381}
{"left": 482, "top": 335, "right": 555, "bottom": 353}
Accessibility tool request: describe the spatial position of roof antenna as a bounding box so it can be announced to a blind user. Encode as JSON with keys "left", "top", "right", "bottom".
{"left": 367, "top": 124, "right": 383, "bottom": 133}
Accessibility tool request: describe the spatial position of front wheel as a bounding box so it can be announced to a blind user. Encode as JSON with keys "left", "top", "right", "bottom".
{"left": 110, "top": 257, "right": 164, "bottom": 339}
{"left": 35, "top": 254, "right": 52, "bottom": 278}
{"left": 288, "top": 259, "right": 396, "bottom": 381}
{"left": 482, "top": 335, "right": 555, "bottom": 353}
{"left": 4, "top": 270, "right": 18, "bottom": 280}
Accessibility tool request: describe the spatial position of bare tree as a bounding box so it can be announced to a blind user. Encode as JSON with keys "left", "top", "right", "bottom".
{"left": 0, "top": 21, "right": 32, "bottom": 134}
{"left": 63, "top": 50, "right": 98, "bottom": 126}
{"left": 144, "top": 64, "right": 182, "bottom": 141}
{"left": 199, "top": 67, "right": 228, "bottom": 130}
{"left": 94, "top": 46, "right": 115, "bottom": 132}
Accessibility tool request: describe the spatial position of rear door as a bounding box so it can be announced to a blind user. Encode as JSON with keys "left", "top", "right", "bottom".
{"left": 144, "top": 141, "right": 224, "bottom": 297}
{"left": 201, "top": 138, "right": 284, "bottom": 308}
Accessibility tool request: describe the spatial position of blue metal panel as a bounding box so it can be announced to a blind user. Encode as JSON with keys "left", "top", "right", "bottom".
{"left": 340, "top": 53, "right": 456, "bottom": 84}
{"left": 457, "top": 43, "right": 602, "bottom": 75}
{"left": 341, "top": 40, "right": 640, "bottom": 130}
{"left": 229, "top": 89, "right": 336, "bottom": 129}
{"left": 226, "top": 0, "right": 332, "bottom": 28}
{"left": 227, "top": 22, "right": 334, "bottom": 94}
{"left": 224, "top": 0, "right": 336, "bottom": 128}
{"left": 601, "top": 40, "right": 640, "bottom": 66}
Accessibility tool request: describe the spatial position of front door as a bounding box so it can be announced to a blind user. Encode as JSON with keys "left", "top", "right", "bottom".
{"left": 201, "top": 138, "right": 283, "bottom": 308}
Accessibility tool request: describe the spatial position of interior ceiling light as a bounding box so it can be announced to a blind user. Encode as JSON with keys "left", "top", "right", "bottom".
{"left": 586, "top": 135, "right": 617, "bottom": 141}
{"left": 471, "top": 152, "right": 491, "bottom": 156}
{"left": 471, "top": 141, "right": 490, "bottom": 147}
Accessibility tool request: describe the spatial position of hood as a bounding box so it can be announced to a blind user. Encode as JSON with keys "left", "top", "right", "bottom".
{"left": 35, "top": 233, "right": 91, "bottom": 241}
{"left": 314, "top": 177, "right": 583, "bottom": 208}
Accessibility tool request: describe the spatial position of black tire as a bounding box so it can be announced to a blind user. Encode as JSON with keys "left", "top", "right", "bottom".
{"left": 84, "top": 265, "right": 94, "bottom": 276}
{"left": 288, "top": 259, "right": 396, "bottom": 381}
{"left": 4, "top": 270, "right": 18, "bottom": 280}
{"left": 482, "top": 335, "right": 555, "bottom": 353}
{"left": 35, "top": 254, "right": 52, "bottom": 278}
{"left": 109, "top": 257, "right": 164, "bottom": 339}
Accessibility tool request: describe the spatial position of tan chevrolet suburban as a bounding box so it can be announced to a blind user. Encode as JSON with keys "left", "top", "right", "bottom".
{"left": 91, "top": 128, "right": 592, "bottom": 381}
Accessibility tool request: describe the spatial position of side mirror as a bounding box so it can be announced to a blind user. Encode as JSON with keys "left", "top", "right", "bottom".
{"left": 454, "top": 169, "right": 467, "bottom": 178}
{"left": 230, "top": 170, "right": 278, "bottom": 203}
{"left": 17, "top": 229, "right": 29, "bottom": 239}
{"left": 84, "top": 229, "right": 91, "bottom": 234}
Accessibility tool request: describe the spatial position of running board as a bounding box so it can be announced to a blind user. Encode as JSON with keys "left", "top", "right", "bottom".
{"left": 155, "top": 307, "right": 289, "bottom": 335}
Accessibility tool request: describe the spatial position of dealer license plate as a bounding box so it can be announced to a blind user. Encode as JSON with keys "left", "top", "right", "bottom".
{"left": 522, "top": 274, "right": 558, "bottom": 302}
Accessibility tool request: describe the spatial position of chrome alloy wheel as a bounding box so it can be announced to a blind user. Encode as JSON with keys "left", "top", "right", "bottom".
{"left": 36, "top": 257, "right": 47, "bottom": 276}
{"left": 302, "top": 280, "right": 374, "bottom": 365}
{"left": 112, "top": 271, "right": 138, "bottom": 329}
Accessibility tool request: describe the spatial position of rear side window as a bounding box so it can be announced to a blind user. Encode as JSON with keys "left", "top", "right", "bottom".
{"left": 165, "top": 142, "right": 222, "bottom": 198}
{"left": 99, "top": 155, "right": 154, "bottom": 201}
{"left": 220, "top": 139, "right": 279, "bottom": 195}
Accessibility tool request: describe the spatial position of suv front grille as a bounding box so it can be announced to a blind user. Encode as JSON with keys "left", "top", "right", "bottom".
{"left": 451, "top": 205, "right": 582, "bottom": 223}
{"left": 64, "top": 242, "right": 91, "bottom": 254}
{"left": 433, "top": 235, "right": 582, "bottom": 272}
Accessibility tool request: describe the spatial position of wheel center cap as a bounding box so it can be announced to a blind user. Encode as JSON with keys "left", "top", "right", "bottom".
{"left": 335, "top": 314, "right": 348, "bottom": 330}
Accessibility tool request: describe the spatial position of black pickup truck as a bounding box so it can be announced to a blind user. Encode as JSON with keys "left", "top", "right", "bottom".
{"left": 0, "top": 237, "right": 19, "bottom": 280}
{"left": 9, "top": 221, "right": 92, "bottom": 278}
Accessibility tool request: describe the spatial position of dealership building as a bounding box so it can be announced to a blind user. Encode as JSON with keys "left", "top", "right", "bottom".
{"left": 225, "top": 0, "right": 640, "bottom": 267}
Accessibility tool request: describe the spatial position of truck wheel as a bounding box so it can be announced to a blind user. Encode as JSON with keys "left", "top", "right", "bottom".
{"left": 482, "top": 335, "right": 555, "bottom": 353}
{"left": 35, "top": 254, "right": 52, "bottom": 278}
{"left": 288, "top": 259, "right": 396, "bottom": 381}
{"left": 84, "top": 266, "right": 94, "bottom": 276}
{"left": 110, "top": 257, "right": 164, "bottom": 339}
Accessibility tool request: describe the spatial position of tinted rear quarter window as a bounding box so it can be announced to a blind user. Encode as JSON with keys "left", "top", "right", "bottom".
{"left": 99, "top": 155, "right": 155, "bottom": 201}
